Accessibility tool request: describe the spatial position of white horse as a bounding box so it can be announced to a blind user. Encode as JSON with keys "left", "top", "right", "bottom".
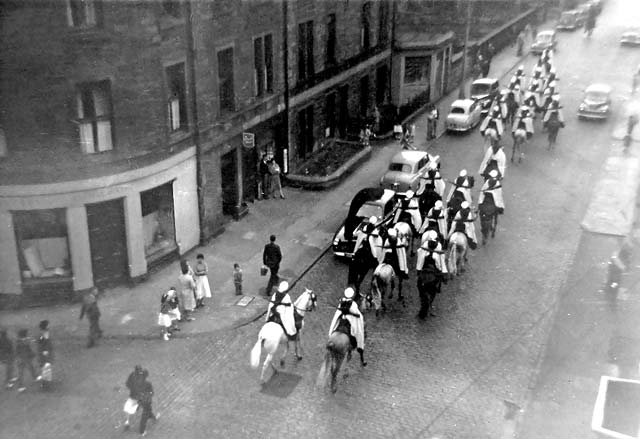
{"left": 250, "top": 288, "right": 317, "bottom": 384}
{"left": 484, "top": 127, "right": 500, "bottom": 149}
{"left": 447, "top": 231, "right": 469, "bottom": 276}
{"left": 394, "top": 221, "right": 414, "bottom": 256}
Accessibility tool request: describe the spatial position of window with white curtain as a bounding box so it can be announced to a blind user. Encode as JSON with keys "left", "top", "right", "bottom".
{"left": 76, "top": 80, "right": 113, "bottom": 153}
{"left": 66, "top": 0, "right": 102, "bottom": 28}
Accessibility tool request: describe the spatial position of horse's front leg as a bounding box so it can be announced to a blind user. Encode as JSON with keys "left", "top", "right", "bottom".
{"left": 294, "top": 332, "right": 303, "bottom": 361}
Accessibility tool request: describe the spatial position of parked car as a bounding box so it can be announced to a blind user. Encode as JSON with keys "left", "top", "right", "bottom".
{"left": 575, "top": 5, "right": 590, "bottom": 26}
{"left": 446, "top": 99, "right": 482, "bottom": 132}
{"left": 380, "top": 150, "right": 439, "bottom": 194}
{"left": 332, "top": 187, "right": 399, "bottom": 258}
{"left": 530, "top": 30, "right": 557, "bottom": 55}
{"left": 470, "top": 78, "right": 500, "bottom": 116}
{"left": 557, "top": 10, "right": 580, "bottom": 30}
{"left": 578, "top": 83, "right": 612, "bottom": 120}
{"left": 620, "top": 29, "right": 640, "bottom": 46}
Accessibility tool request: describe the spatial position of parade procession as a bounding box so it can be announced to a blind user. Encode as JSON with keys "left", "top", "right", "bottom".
{"left": 3, "top": 0, "right": 640, "bottom": 438}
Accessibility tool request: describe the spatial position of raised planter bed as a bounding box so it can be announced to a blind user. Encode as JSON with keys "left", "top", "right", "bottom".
{"left": 285, "top": 140, "right": 372, "bottom": 190}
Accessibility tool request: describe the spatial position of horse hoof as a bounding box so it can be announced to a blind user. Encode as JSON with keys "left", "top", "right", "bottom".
{"left": 280, "top": 359, "right": 285, "bottom": 367}
{"left": 331, "top": 387, "right": 337, "bottom": 394}
{"left": 361, "top": 361, "right": 368, "bottom": 367}
{"left": 296, "top": 355, "right": 303, "bottom": 361}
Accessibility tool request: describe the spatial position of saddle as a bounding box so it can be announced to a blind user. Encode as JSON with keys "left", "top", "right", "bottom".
{"left": 334, "top": 318, "right": 357, "bottom": 350}
{"left": 267, "top": 311, "right": 297, "bottom": 340}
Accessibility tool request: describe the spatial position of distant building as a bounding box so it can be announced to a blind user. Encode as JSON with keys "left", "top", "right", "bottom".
{"left": 0, "top": 0, "right": 392, "bottom": 303}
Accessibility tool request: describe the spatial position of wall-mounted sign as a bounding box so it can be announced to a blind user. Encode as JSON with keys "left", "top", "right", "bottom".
{"left": 242, "top": 132, "right": 255, "bottom": 149}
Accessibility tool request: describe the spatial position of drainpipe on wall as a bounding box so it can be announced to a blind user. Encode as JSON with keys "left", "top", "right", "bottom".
{"left": 184, "top": 0, "right": 205, "bottom": 244}
{"left": 282, "top": 0, "right": 290, "bottom": 174}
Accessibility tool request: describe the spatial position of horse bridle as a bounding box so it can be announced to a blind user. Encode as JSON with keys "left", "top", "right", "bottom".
{"left": 295, "top": 292, "right": 317, "bottom": 313}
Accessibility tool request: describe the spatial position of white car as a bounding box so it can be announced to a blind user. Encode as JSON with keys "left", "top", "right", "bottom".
{"left": 379, "top": 150, "right": 439, "bottom": 193}
{"left": 621, "top": 29, "right": 640, "bottom": 46}
{"left": 531, "top": 30, "right": 557, "bottom": 55}
{"left": 446, "top": 99, "right": 482, "bottom": 132}
{"left": 578, "top": 83, "right": 612, "bottom": 120}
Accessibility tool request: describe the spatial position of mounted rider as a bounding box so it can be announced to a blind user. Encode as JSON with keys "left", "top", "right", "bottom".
{"left": 510, "top": 65, "right": 526, "bottom": 89}
{"left": 478, "top": 169, "right": 505, "bottom": 214}
{"left": 448, "top": 201, "right": 478, "bottom": 250}
{"left": 379, "top": 227, "right": 409, "bottom": 279}
{"left": 479, "top": 106, "right": 505, "bottom": 140}
{"left": 328, "top": 287, "right": 366, "bottom": 366}
{"left": 508, "top": 80, "right": 522, "bottom": 105}
{"left": 512, "top": 105, "right": 535, "bottom": 139}
{"left": 479, "top": 143, "right": 507, "bottom": 179}
{"left": 266, "top": 281, "right": 297, "bottom": 339}
{"left": 422, "top": 199, "right": 448, "bottom": 238}
{"left": 542, "top": 81, "right": 559, "bottom": 104}
{"left": 447, "top": 169, "right": 474, "bottom": 205}
{"left": 543, "top": 68, "right": 559, "bottom": 92}
{"left": 416, "top": 230, "right": 448, "bottom": 275}
{"left": 540, "top": 49, "right": 554, "bottom": 75}
{"left": 543, "top": 95, "right": 565, "bottom": 126}
{"left": 353, "top": 216, "right": 384, "bottom": 261}
{"left": 524, "top": 82, "right": 542, "bottom": 111}
{"left": 394, "top": 190, "right": 422, "bottom": 234}
{"left": 422, "top": 161, "right": 446, "bottom": 197}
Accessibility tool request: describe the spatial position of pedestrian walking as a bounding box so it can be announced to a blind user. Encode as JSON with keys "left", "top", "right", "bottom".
{"left": 516, "top": 30, "right": 529, "bottom": 56}
{"left": 79, "top": 287, "right": 102, "bottom": 348}
{"left": 36, "top": 320, "right": 53, "bottom": 390}
{"left": 233, "top": 263, "right": 243, "bottom": 296}
{"left": 15, "top": 329, "right": 38, "bottom": 392}
{"left": 268, "top": 158, "right": 285, "bottom": 199}
{"left": 194, "top": 253, "right": 211, "bottom": 308}
{"left": 178, "top": 262, "right": 196, "bottom": 321}
{"left": 123, "top": 365, "right": 145, "bottom": 430}
{"left": 426, "top": 104, "right": 439, "bottom": 140}
{"left": 262, "top": 234, "right": 282, "bottom": 296}
{"left": 0, "top": 329, "right": 16, "bottom": 389}
{"left": 258, "top": 154, "right": 270, "bottom": 199}
{"left": 138, "top": 369, "right": 158, "bottom": 436}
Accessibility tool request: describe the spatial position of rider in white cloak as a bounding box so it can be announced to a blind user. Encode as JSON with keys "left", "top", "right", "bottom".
{"left": 415, "top": 153, "right": 441, "bottom": 195}
{"left": 353, "top": 216, "right": 383, "bottom": 260}
{"left": 528, "top": 66, "right": 545, "bottom": 91}
{"left": 446, "top": 169, "right": 474, "bottom": 205}
{"left": 393, "top": 190, "right": 422, "bottom": 233}
{"left": 449, "top": 201, "right": 478, "bottom": 249}
{"left": 479, "top": 143, "right": 507, "bottom": 179}
{"left": 423, "top": 200, "right": 448, "bottom": 238}
{"left": 416, "top": 230, "right": 448, "bottom": 274}
{"left": 423, "top": 162, "right": 446, "bottom": 197}
{"left": 543, "top": 95, "right": 565, "bottom": 125}
{"left": 378, "top": 227, "right": 408, "bottom": 279}
{"left": 479, "top": 106, "right": 504, "bottom": 139}
{"left": 512, "top": 105, "right": 535, "bottom": 139}
{"left": 266, "top": 281, "right": 297, "bottom": 338}
{"left": 478, "top": 170, "right": 505, "bottom": 214}
{"left": 328, "top": 287, "right": 366, "bottom": 365}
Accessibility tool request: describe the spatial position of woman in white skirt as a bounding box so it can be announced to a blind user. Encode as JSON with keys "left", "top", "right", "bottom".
{"left": 194, "top": 253, "right": 212, "bottom": 308}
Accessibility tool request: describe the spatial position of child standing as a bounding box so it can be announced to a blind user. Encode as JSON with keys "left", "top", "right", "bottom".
{"left": 194, "top": 254, "right": 212, "bottom": 308}
{"left": 158, "top": 290, "right": 174, "bottom": 341}
{"left": 233, "top": 263, "right": 243, "bottom": 296}
{"left": 36, "top": 320, "right": 53, "bottom": 390}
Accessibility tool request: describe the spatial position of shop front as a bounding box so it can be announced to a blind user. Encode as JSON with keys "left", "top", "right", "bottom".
{"left": 0, "top": 147, "right": 200, "bottom": 303}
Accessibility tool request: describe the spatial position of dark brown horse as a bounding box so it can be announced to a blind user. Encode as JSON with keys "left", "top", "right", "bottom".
{"left": 417, "top": 262, "right": 444, "bottom": 319}
{"left": 479, "top": 192, "right": 499, "bottom": 245}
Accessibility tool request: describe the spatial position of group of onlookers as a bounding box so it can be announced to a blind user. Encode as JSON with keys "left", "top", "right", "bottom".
{"left": 0, "top": 320, "right": 53, "bottom": 393}
{"left": 258, "top": 154, "right": 285, "bottom": 200}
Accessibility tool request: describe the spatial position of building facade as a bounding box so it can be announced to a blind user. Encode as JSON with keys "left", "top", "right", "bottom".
{"left": 0, "top": 0, "right": 392, "bottom": 303}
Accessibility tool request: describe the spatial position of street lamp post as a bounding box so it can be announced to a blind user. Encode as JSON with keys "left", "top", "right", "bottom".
{"left": 458, "top": 0, "right": 472, "bottom": 99}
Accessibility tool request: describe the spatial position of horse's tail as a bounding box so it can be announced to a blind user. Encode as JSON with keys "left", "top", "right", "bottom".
{"left": 449, "top": 240, "right": 458, "bottom": 275}
{"left": 250, "top": 336, "right": 264, "bottom": 369}
{"left": 316, "top": 341, "right": 335, "bottom": 388}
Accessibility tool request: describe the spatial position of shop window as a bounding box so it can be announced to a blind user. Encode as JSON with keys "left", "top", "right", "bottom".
{"left": 13, "top": 209, "right": 72, "bottom": 282}
{"left": 254, "top": 34, "right": 274, "bottom": 97}
{"left": 218, "top": 48, "right": 235, "bottom": 113}
{"left": 166, "top": 63, "right": 188, "bottom": 132}
{"left": 141, "top": 183, "right": 177, "bottom": 262}
{"left": 66, "top": 0, "right": 103, "bottom": 28}
{"left": 76, "top": 80, "right": 114, "bottom": 153}
{"left": 404, "top": 56, "right": 430, "bottom": 84}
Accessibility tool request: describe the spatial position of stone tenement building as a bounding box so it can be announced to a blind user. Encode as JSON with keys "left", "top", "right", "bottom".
{"left": 0, "top": 0, "right": 392, "bottom": 303}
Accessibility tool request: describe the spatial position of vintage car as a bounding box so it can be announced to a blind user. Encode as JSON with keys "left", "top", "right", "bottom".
{"left": 380, "top": 150, "right": 439, "bottom": 194}
{"left": 575, "top": 4, "right": 590, "bottom": 27}
{"left": 470, "top": 78, "right": 500, "bottom": 116}
{"left": 557, "top": 10, "right": 580, "bottom": 30}
{"left": 446, "top": 99, "right": 482, "bottom": 132}
{"left": 578, "top": 83, "right": 612, "bottom": 120}
{"left": 531, "top": 30, "right": 557, "bottom": 55}
{"left": 620, "top": 29, "right": 640, "bottom": 46}
{"left": 332, "top": 187, "right": 399, "bottom": 258}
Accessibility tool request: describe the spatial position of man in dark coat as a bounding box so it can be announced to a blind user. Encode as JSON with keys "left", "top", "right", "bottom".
{"left": 259, "top": 154, "right": 270, "bottom": 199}
{"left": 138, "top": 369, "right": 158, "bottom": 436}
{"left": 0, "top": 329, "right": 15, "bottom": 389}
{"left": 124, "top": 365, "right": 145, "bottom": 430}
{"left": 263, "top": 235, "right": 282, "bottom": 296}
{"left": 80, "top": 288, "right": 103, "bottom": 348}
